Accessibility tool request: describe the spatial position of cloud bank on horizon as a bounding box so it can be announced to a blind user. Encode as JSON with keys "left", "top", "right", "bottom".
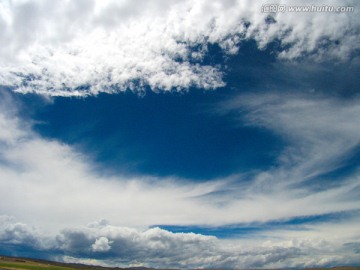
{"left": 0, "top": 0, "right": 359, "bottom": 96}
{"left": 0, "top": 0, "right": 360, "bottom": 268}
{"left": 1, "top": 214, "right": 360, "bottom": 269}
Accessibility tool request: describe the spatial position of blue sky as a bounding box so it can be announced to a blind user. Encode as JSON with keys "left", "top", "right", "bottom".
{"left": 26, "top": 56, "right": 283, "bottom": 180}
{"left": 0, "top": 0, "right": 360, "bottom": 269}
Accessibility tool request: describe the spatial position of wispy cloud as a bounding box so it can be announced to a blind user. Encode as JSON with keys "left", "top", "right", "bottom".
{"left": 0, "top": 91, "right": 228, "bottom": 231}
{"left": 1, "top": 90, "right": 360, "bottom": 228}
{"left": 0, "top": 0, "right": 359, "bottom": 96}
{"left": 0, "top": 82, "right": 360, "bottom": 268}
{"left": 214, "top": 93, "right": 360, "bottom": 220}
{"left": 224, "top": 93, "right": 360, "bottom": 183}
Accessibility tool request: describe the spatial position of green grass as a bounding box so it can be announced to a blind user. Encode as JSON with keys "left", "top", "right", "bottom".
{"left": 0, "top": 260, "right": 75, "bottom": 270}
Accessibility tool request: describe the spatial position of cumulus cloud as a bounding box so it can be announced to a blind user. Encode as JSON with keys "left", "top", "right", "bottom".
{"left": 91, "top": 237, "right": 112, "bottom": 252}
{"left": 0, "top": 216, "right": 38, "bottom": 246}
{"left": 1, "top": 216, "right": 359, "bottom": 269}
{"left": 0, "top": 0, "right": 358, "bottom": 96}
{"left": 0, "top": 215, "right": 54, "bottom": 254}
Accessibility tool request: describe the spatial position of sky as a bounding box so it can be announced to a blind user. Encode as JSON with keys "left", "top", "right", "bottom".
{"left": 0, "top": 0, "right": 360, "bottom": 269}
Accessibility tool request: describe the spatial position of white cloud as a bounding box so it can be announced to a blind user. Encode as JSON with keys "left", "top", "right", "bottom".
{"left": 0, "top": 91, "right": 359, "bottom": 231}
{"left": 224, "top": 93, "right": 360, "bottom": 183}
{"left": 206, "top": 92, "right": 360, "bottom": 223}
{"left": 0, "top": 89, "right": 360, "bottom": 267}
{"left": 1, "top": 215, "right": 360, "bottom": 268}
{"left": 91, "top": 237, "right": 112, "bottom": 252}
{"left": 0, "top": 91, "right": 226, "bottom": 231}
{"left": 0, "top": 0, "right": 358, "bottom": 96}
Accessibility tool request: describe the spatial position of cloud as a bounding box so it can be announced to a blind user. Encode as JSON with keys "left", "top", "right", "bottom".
{"left": 91, "top": 237, "right": 112, "bottom": 252}
{"left": 0, "top": 216, "right": 39, "bottom": 246}
{"left": 1, "top": 215, "right": 360, "bottom": 269}
{"left": 207, "top": 92, "right": 360, "bottom": 223}
{"left": 0, "top": 215, "right": 54, "bottom": 256}
{"left": 0, "top": 1, "right": 359, "bottom": 265}
{"left": 57, "top": 224, "right": 219, "bottom": 268}
{"left": 0, "top": 90, "right": 359, "bottom": 230}
{"left": 0, "top": 90, "right": 360, "bottom": 267}
{"left": 0, "top": 89, "right": 226, "bottom": 231}
{"left": 0, "top": 0, "right": 359, "bottom": 96}
{"left": 223, "top": 93, "right": 360, "bottom": 183}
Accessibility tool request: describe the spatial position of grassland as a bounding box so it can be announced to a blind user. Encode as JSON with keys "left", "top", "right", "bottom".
{"left": 0, "top": 255, "right": 117, "bottom": 270}
{"left": 1, "top": 255, "right": 360, "bottom": 270}
{"left": 0, "top": 257, "right": 73, "bottom": 270}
